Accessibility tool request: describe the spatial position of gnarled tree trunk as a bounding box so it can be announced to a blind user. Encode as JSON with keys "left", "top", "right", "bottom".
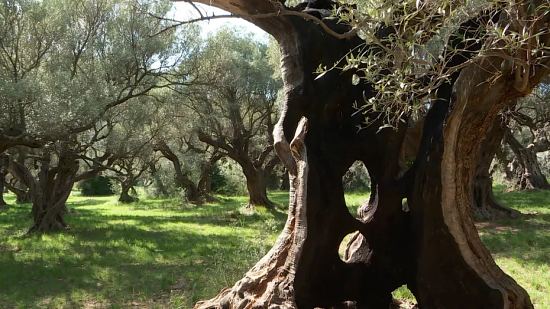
{"left": 405, "top": 59, "right": 534, "bottom": 308}
{"left": 118, "top": 179, "right": 138, "bottom": 203}
{"left": 505, "top": 130, "right": 550, "bottom": 190}
{"left": 196, "top": 118, "right": 309, "bottom": 309}
{"left": 241, "top": 161, "right": 275, "bottom": 208}
{"left": 197, "top": 133, "right": 278, "bottom": 208}
{"left": 197, "top": 153, "right": 222, "bottom": 202}
{"left": 10, "top": 151, "right": 79, "bottom": 232}
{"left": 193, "top": 0, "right": 548, "bottom": 308}
{"left": 473, "top": 116, "right": 521, "bottom": 219}
{"left": 155, "top": 141, "right": 214, "bottom": 203}
{"left": 5, "top": 178, "right": 32, "bottom": 204}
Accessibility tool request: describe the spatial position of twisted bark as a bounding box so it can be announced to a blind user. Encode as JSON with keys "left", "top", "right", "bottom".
{"left": 196, "top": 118, "right": 309, "bottom": 309}
{"left": 9, "top": 151, "right": 79, "bottom": 232}
{"left": 192, "top": 0, "right": 547, "bottom": 307}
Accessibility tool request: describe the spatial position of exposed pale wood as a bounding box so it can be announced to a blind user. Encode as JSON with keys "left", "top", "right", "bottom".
{"left": 195, "top": 117, "right": 309, "bottom": 309}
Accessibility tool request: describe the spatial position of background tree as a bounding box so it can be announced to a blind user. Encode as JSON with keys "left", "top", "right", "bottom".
{"left": 472, "top": 115, "right": 521, "bottom": 219}
{"left": 100, "top": 99, "right": 162, "bottom": 203}
{"left": 180, "top": 29, "right": 282, "bottom": 208}
{"left": 187, "top": 0, "right": 550, "bottom": 308}
{"left": 501, "top": 82, "right": 550, "bottom": 190}
{"left": 0, "top": 154, "right": 8, "bottom": 208}
{"left": 79, "top": 175, "right": 115, "bottom": 196}
{"left": 147, "top": 161, "right": 170, "bottom": 197}
{"left": 152, "top": 98, "right": 224, "bottom": 203}
{"left": 0, "top": 0, "right": 194, "bottom": 232}
{"left": 3, "top": 170, "right": 31, "bottom": 203}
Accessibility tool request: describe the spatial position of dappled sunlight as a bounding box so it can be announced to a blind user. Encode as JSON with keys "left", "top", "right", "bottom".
{"left": 492, "top": 256, "right": 550, "bottom": 308}
{"left": 1, "top": 187, "right": 548, "bottom": 307}
{"left": 344, "top": 192, "right": 371, "bottom": 217}
{"left": 0, "top": 192, "right": 285, "bottom": 308}
{"left": 477, "top": 187, "right": 550, "bottom": 308}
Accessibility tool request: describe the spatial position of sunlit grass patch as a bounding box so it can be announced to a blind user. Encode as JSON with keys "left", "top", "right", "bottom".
{"left": 0, "top": 188, "right": 548, "bottom": 307}
{"left": 0, "top": 191, "right": 286, "bottom": 308}
{"left": 478, "top": 186, "right": 550, "bottom": 308}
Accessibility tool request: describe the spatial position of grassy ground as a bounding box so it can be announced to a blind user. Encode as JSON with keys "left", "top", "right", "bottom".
{"left": 478, "top": 186, "right": 550, "bottom": 308}
{"left": 0, "top": 188, "right": 548, "bottom": 308}
{"left": 0, "top": 192, "right": 288, "bottom": 308}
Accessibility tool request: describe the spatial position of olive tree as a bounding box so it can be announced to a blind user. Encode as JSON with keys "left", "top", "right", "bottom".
{"left": 180, "top": 29, "right": 282, "bottom": 208}
{"left": 174, "top": 0, "right": 550, "bottom": 308}
{"left": 503, "top": 82, "right": 550, "bottom": 190}
{"left": 0, "top": 0, "right": 195, "bottom": 232}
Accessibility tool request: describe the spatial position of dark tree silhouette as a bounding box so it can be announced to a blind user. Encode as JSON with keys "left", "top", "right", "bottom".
{"left": 0, "top": 154, "right": 8, "bottom": 208}
{"left": 190, "top": 0, "right": 549, "bottom": 308}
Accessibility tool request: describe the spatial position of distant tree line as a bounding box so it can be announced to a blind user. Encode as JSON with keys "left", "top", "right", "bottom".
{"left": 0, "top": 0, "right": 548, "bottom": 234}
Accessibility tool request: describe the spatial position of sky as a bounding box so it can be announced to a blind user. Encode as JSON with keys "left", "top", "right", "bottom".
{"left": 170, "top": 2, "right": 269, "bottom": 42}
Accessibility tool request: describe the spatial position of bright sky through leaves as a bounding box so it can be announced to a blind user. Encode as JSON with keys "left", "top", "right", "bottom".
{"left": 171, "top": 2, "right": 269, "bottom": 42}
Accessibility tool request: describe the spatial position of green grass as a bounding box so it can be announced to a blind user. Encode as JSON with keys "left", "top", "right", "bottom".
{"left": 0, "top": 192, "right": 288, "bottom": 308}
{"left": 0, "top": 187, "right": 548, "bottom": 308}
{"left": 478, "top": 186, "right": 550, "bottom": 309}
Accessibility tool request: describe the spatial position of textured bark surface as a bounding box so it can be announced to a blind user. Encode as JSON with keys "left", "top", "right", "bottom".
{"left": 9, "top": 151, "right": 78, "bottom": 232}
{"left": 195, "top": 118, "right": 309, "bottom": 309}
{"left": 408, "top": 60, "right": 534, "bottom": 308}
{"left": 192, "top": 0, "right": 548, "bottom": 308}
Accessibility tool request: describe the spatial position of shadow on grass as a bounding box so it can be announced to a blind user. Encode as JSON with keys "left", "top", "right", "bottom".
{"left": 0, "top": 192, "right": 287, "bottom": 308}
{"left": 0, "top": 228, "right": 253, "bottom": 307}
{"left": 67, "top": 198, "right": 112, "bottom": 207}
{"left": 2, "top": 188, "right": 545, "bottom": 307}
{"left": 477, "top": 186, "right": 550, "bottom": 267}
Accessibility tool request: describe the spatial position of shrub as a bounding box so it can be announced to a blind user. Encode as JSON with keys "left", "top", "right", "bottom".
{"left": 79, "top": 176, "right": 114, "bottom": 196}
{"left": 211, "top": 161, "right": 247, "bottom": 195}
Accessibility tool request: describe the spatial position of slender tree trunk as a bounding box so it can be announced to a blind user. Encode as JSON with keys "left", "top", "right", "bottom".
{"left": 473, "top": 117, "right": 521, "bottom": 219}
{"left": 154, "top": 174, "right": 169, "bottom": 197}
{"left": 505, "top": 131, "right": 550, "bottom": 190}
{"left": 197, "top": 155, "right": 221, "bottom": 201}
{"left": 149, "top": 163, "right": 169, "bottom": 197}
{"left": 197, "top": 172, "right": 212, "bottom": 196}
{"left": 0, "top": 167, "right": 7, "bottom": 209}
{"left": 0, "top": 154, "right": 9, "bottom": 208}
